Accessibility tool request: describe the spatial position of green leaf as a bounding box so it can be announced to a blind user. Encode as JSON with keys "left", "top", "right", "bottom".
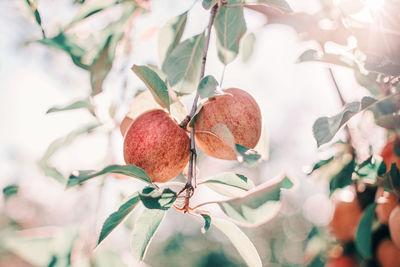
{"left": 97, "top": 193, "right": 141, "bottom": 246}
{"left": 377, "top": 163, "right": 400, "bottom": 195}
{"left": 241, "top": 0, "right": 292, "bottom": 12}
{"left": 3, "top": 185, "right": 18, "bottom": 200}
{"left": 329, "top": 159, "right": 356, "bottom": 193}
{"left": 355, "top": 203, "right": 377, "bottom": 259}
{"left": 212, "top": 218, "right": 262, "bottom": 267}
{"left": 202, "top": 0, "right": 218, "bottom": 9}
{"left": 214, "top": 0, "right": 247, "bottom": 65}
{"left": 235, "top": 144, "right": 262, "bottom": 167}
{"left": 308, "top": 156, "right": 334, "bottom": 174}
{"left": 68, "top": 0, "right": 115, "bottom": 27}
{"left": 67, "top": 165, "right": 154, "bottom": 188}
{"left": 218, "top": 175, "right": 293, "bottom": 227}
{"left": 131, "top": 209, "right": 165, "bottom": 262}
{"left": 241, "top": 32, "right": 256, "bottom": 62}
{"left": 38, "top": 123, "right": 99, "bottom": 184}
{"left": 162, "top": 32, "right": 205, "bottom": 94}
{"left": 139, "top": 187, "right": 177, "bottom": 210}
{"left": 38, "top": 32, "right": 89, "bottom": 69}
{"left": 297, "top": 49, "right": 360, "bottom": 70}
{"left": 198, "top": 75, "right": 219, "bottom": 99}
{"left": 313, "top": 102, "right": 360, "bottom": 147}
{"left": 158, "top": 12, "right": 187, "bottom": 66}
{"left": 370, "top": 94, "right": 400, "bottom": 130}
{"left": 200, "top": 213, "right": 211, "bottom": 233}
{"left": 199, "top": 172, "right": 254, "bottom": 191}
{"left": 132, "top": 65, "right": 170, "bottom": 111}
{"left": 46, "top": 98, "right": 95, "bottom": 115}
{"left": 93, "top": 249, "right": 127, "bottom": 267}
{"left": 354, "top": 156, "right": 382, "bottom": 182}
{"left": 25, "top": 0, "right": 46, "bottom": 37}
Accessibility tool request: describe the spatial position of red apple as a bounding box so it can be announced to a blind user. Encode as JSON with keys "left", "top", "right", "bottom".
{"left": 194, "top": 88, "right": 262, "bottom": 160}
{"left": 329, "top": 188, "right": 363, "bottom": 243}
{"left": 381, "top": 138, "right": 400, "bottom": 169}
{"left": 123, "top": 109, "right": 190, "bottom": 183}
{"left": 389, "top": 205, "right": 400, "bottom": 249}
{"left": 377, "top": 239, "right": 400, "bottom": 267}
{"left": 376, "top": 187, "right": 398, "bottom": 224}
{"left": 325, "top": 256, "right": 358, "bottom": 267}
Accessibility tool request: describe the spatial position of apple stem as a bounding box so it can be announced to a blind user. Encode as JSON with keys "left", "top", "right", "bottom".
{"left": 182, "top": 3, "right": 219, "bottom": 212}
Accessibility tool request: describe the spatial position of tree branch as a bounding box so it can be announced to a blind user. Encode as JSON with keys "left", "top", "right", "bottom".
{"left": 180, "top": 4, "right": 219, "bottom": 212}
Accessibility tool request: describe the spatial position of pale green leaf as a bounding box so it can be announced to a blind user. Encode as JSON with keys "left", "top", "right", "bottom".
{"left": 67, "top": 165, "right": 154, "bottom": 188}
{"left": 214, "top": 0, "right": 247, "bottom": 64}
{"left": 198, "top": 75, "right": 219, "bottom": 98}
{"left": 132, "top": 65, "right": 170, "bottom": 111}
{"left": 162, "top": 32, "right": 205, "bottom": 94}
{"left": 158, "top": 12, "right": 187, "bottom": 66}
{"left": 46, "top": 98, "right": 95, "bottom": 115}
{"left": 241, "top": 0, "right": 292, "bottom": 12}
{"left": 241, "top": 32, "right": 256, "bottom": 62}
{"left": 218, "top": 175, "right": 293, "bottom": 227}
{"left": 139, "top": 187, "right": 177, "bottom": 210}
{"left": 131, "top": 209, "right": 165, "bottom": 261}
{"left": 97, "top": 194, "right": 141, "bottom": 246}
{"left": 355, "top": 203, "right": 377, "bottom": 259}
{"left": 212, "top": 218, "right": 262, "bottom": 267}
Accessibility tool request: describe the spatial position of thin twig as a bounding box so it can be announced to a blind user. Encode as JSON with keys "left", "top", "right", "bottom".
{"left": 181, "top": 4, "right": 219, "bottom": 212}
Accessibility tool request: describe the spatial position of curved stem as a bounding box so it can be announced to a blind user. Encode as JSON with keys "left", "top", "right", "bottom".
{"left": 182, "top": 4, "right": 219, "bottom": 212}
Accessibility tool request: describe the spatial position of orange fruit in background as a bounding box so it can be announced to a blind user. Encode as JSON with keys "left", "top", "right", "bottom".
{"left": 120, "top": 116, "right": 134, "bottom": 137}
{"left": 194, "top": 88, "right": 262, "bottom": 160}
{"left": 377, "top": 239, "right": 400, "bottom": 267}
{"left": 389, "top": 205, "right": 400, "bottom": 249}
{"left": 381, "top": 138, "right": 400, "bottom": 170}
{"left": 325, "top": 255, "right": 358, "bottom": 267}
{"left": 376, "top": 187, "right": 399, "bottom": 224}
{"left": 329, "top": 188, "right": 363, "bottom": 243}
{"left": 123, "top": 109, "right": 190, "bottom": 183}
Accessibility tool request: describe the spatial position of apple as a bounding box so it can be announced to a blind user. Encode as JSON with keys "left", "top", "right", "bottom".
{"left": 329, "top": 188, "right": 363, "bottom": 243}
{"left": 376, "top": 187, "right": 398, "bottom": 224}
{"left": 381, "top": 138, "right": 400, "bottom": 170}
{"left": 325, "top": 256, "right": 358, "bottom": 267}
{"left": 123, "top": 109, "right": 190, "bottom": 183}
{"left": 377, "top": 239, "right": 400, "bottom": 267}
{"left": 389, "top": 205, "right": 400, "bottom": 249}
{"left": 194, "top": 88, "right": 262, "bottom": 160}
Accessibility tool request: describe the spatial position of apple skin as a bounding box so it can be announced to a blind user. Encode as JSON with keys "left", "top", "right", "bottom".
{"left": 389, "top": 205, "right": 400, "bottom": 249}
{"left": 376, "top": 187, "right": 399, "bottom": 224}
{"left": 325, "top": 256, "right": 358, "bottom": 267}
{"left": 381, "top": 138, "right": 400, "bottom": 169}
{"left": 377, "top": 239, "right": 400, "bottom": 267}
{"left": 194, "top": 88, "right": 262, "bottom": 160}
{"left": 123, "top": 109, "right": 190, "bottom": 183}
{"left": 329, "top": 188, "right": 363, "bottom": 243}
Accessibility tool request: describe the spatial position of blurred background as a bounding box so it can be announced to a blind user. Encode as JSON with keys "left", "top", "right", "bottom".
{"left": 0, "top": 0, "right": 390, "bottom": 266}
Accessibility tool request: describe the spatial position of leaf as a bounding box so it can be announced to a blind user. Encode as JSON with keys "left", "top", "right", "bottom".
{"left": 3, "top": 185, "right": 18, "bottom": 200}
{"left": 202, "top": 0, "right": 218, "bottom": 9}
{"left": 355, "top": 203, "right": 377, "bottom": 259}
{"left": 46, "top": 98, "right": 95, "bottom": 115}
{"left": 199, "top": 173, "right": 254, "bottom": 191}
{"left": 198, "top": 75, "right": 219, "bottom": 99}
{"left": 131, "top": 209, "right": 165, "bottom": 262}
{"left": 241, "top": 32, "right": 256, "bottom": 62}
{"left": 158, "top": 12, "right": 187, "bottom": 66}
{"left": 132, "top": 65, "right": 170, "bottom": 111}
{"left": 139, "top": 187, "right": 177, "bottom": 210}
{"left": 370, "top": 94, "right": 400, "bottom": 130}
{"left": 218, "top": 175, "right": 293, "bottom": 227}
{"left": 236, "top": 144, "right": 262, "bottom": 167}
{"left": 162, "top": 32, "right": 205, "bottom": 94}
{"left": 67, "top": 165, "right": 154, "bottom": 188}
{"left": 377, "top": 163, "right": 400, "bottom": 195}
{"left": 97, "top": 193, "right": 141, "bottom": 246}
{"left": 308, "top": 156, "right": 334, "bottom": 174}
{"left": 38, "top": 32, "right": 89, "bottom": 69}
{"left": 297, "top": 49, "right": 361, "bottom": 70}
{"left": 214, "top": 0, "right": 247, "bottom": 65}
{"left": 68, "top": 0, "right": 115, "bottom": 27}
{"left": 200, "top": 213, "right": 211, "bottom": 233}
{"left": 329, "top": 159, "right": 356, "bottom": 193}
{"left": 354, "top": 156, "right": 382, "bottom": 182}
{"left": 242, "top": 0, "right": 292, "bottom": 12}
{"left": 25, "top": 0, "right": 46, "bottom": 37}
{"left": 38, "top": 123, "right": 99, "bottom": 184}
{"left": 212, "top": 218, "right": 262, "bottom": 267}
